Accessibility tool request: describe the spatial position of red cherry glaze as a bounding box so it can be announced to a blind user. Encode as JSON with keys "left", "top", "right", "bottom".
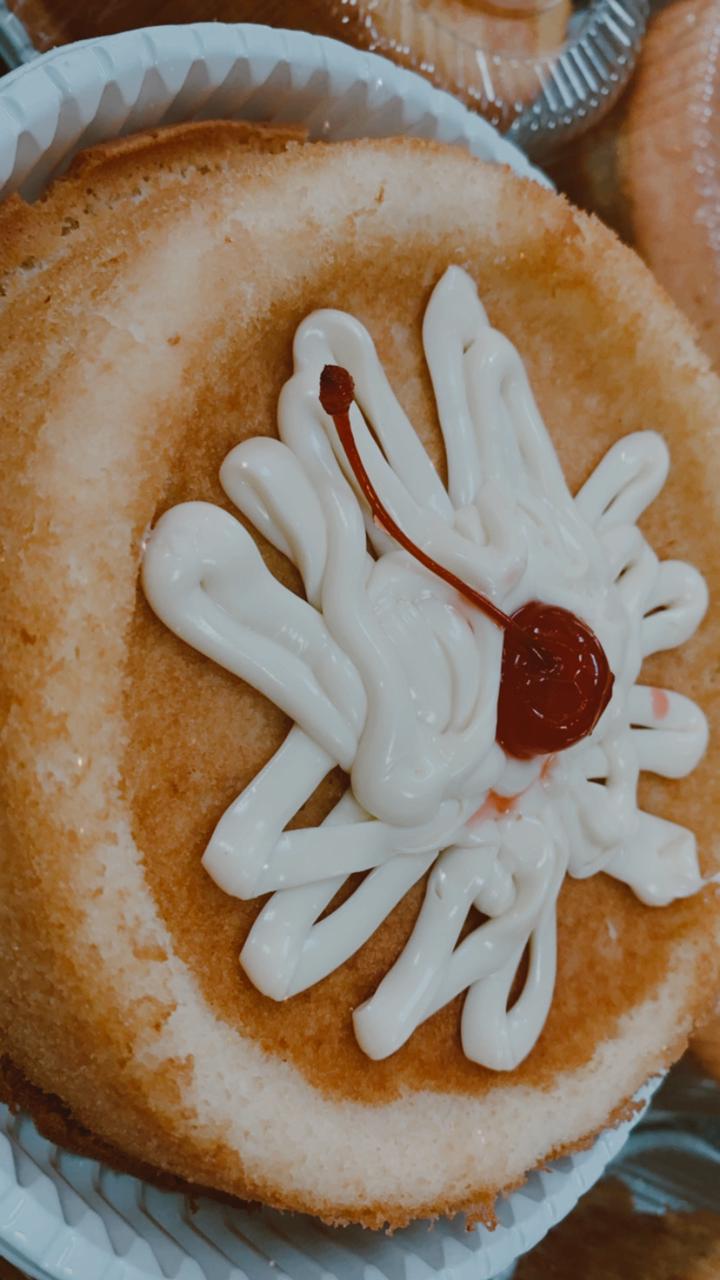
{"left": 319, "top": 364, "right": 614, "bottom": 760}
{"left": 496, "top": 601, "right": 613, "bottom": 759}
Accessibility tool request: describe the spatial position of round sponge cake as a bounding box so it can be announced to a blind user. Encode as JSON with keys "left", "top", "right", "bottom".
{"left": 0, "top": 123, "right": 718, "bottom": 1228}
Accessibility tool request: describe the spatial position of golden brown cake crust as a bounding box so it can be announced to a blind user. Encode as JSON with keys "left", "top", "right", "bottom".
{"left": 0, "top": 1052, "right": 644, "bottom": 1229}
{"left": 691, "top": 1005, "right": 720, "bottom": 1081}
{"left": 1, "top": 121, "right": 719, "bottom": 1228}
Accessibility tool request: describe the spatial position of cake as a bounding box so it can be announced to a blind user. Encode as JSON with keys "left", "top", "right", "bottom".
{"left": 691, "top": 1006, "right": 720, "bottom": 1080}
{"left": 0, "top": 121, "right": 718, "bottom": 1229}
{"left": 516, "top": 1178, "right": 720, "bottom": 1279}
{"left": 622, "top": 0, "right": 720, "bottom": 372}
{"left": 548, "top": 0, "right": 720, "bottom": 372}
{"left": 6, "top": 0, "right": 571, "bottom": 124}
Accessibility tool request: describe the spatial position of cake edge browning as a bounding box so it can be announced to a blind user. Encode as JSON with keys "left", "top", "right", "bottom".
{"left": 1, "top": 122, "right": 720, "bottom": 1229}
{"left": 0, "top": 1051, "right": 663, "bottom": 1229}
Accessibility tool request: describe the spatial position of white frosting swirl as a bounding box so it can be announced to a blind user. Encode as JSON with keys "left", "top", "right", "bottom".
{"left": 142, "top": 266, "right": 710, "bottom": 1072}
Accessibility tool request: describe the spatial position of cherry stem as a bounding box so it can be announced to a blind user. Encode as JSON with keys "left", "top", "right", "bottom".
{"left": 319, "top": 365, "right": 550, "bottom": 666}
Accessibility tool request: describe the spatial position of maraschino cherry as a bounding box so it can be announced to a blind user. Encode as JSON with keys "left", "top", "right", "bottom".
{"left": 319, "top": 364, "right": 614, "bottom": 761}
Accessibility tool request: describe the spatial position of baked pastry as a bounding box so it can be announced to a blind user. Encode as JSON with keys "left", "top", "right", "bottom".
{"left": 7, "top": 0, "right": 571, "bottom": 123}
{"left": 515, "top": 1178, "right": 720, "bottom": 1279}
{"left": 548, "top": 0, "right": 720, "bottom": 372}
{"left": 0, "top": 121, "right": 719, "bottom": 1229}
{"left": 622, "top": 0, "right": 720, "bottom": 371}
{"left": 691, "top": 1005, "right": 720, "bottom": 1080}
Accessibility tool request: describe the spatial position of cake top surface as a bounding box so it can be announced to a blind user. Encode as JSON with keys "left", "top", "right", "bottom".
{"left": 0, "top": 121, "right": 718, "bottom": 1226}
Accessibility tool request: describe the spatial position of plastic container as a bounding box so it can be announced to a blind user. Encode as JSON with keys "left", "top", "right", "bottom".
{"left": 0, "top": 1086, "right": 659, "bottom": 1280}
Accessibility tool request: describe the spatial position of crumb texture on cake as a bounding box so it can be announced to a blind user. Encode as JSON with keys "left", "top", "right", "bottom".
{"left": 6, "top": 0, "right": 570, "bottom": 102}
{"left": 0, "top": 122, "right": 719, "bottom": 1228}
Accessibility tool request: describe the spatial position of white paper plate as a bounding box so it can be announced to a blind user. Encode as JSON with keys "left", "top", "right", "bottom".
{"left": 0, "top": 23, "right": 646, "bottom": 1280}
{"left": 0, "top": 1085, "right": 658, "bottom": 1280}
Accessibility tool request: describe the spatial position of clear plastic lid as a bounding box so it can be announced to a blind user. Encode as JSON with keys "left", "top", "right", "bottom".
{"left": 347, "top": 0, "right": 649, "bottom": 157}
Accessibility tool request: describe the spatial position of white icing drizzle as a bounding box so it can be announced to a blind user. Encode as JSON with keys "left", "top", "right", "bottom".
{"left": 142, "top": 266, "right": 710, "bottom": 1072}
